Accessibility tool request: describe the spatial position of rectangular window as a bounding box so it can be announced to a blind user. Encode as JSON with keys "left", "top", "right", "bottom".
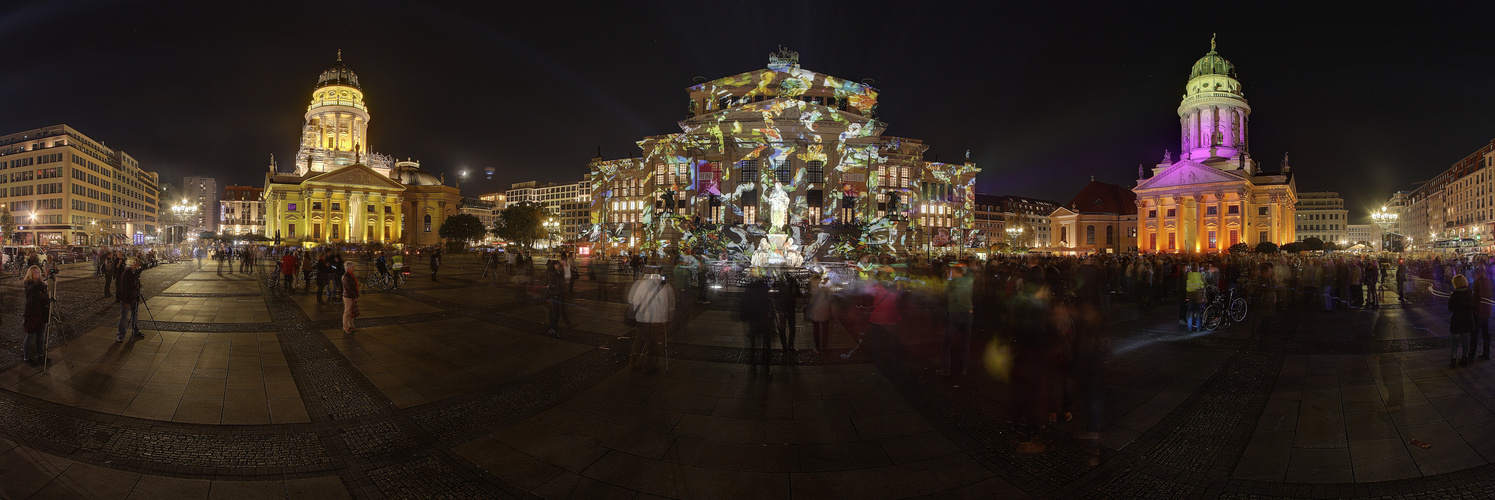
{"left": 1258, "top": 207, "right": 1269, "bottom": 216}
{"left": 287, "top": 203, "right": 297, "bottom": 212}
{"left": 1228, "top": 205, "right": 1240, "bottom": 214}
{"left": 1149, "top": 233, "right": 1157, "bottom": 250}
{"left": 1166, "top": 208, "right": 1176, "bottom": 217}
{"left": 1208, "top": 230, "right": 1217, "bottom": 248}
{"left": 1259, "top": 231, "right": 1269, "bottom": 242}
{"left": 313, "top": 223, "right": 321, "bottom": 239}
{"left": 331, "top": 225, "right": 339, "bottom": 239}
{"left": 740, "top": 160, "right": 758, "bottom": 180}
{"left": 806, "top": 161, "right": 824, "bottom": 183}
{"left": 773, "top": 159, "right": 791, "bottom": 183}
{"left": 385, "top": 206, "right": 392, "bottom": 214}
{"left": 1206, "top": 206, "right": 1218, "bottom": 216}
{"left": 367, "top": 204, "right": 375, "bottom": 213}
{"left": 288, "top": 224, "right": 296, "bottom": 238}
{"left": 312, "top": 201, "right": 322, "bottom": 210}
{"left": 1168, "top": 232, "right": 1176, "bottom": 250}
{"left": 1148, "top": 209, "right": 1156, "bottom": 218}
{"left": 331, "top": 203, "right": 341, "bottom": 211}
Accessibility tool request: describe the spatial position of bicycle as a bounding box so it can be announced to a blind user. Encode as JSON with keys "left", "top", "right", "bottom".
{"left": 1202, "top": 286, "right": 1248, "bottom": 330}
{"left": 366, "top": 270, "right": 405, "bottom": 291}
{"left": 265, "top": 272, "right": 280, "bottom": 288}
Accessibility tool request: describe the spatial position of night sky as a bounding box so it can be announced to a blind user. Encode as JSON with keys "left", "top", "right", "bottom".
{"left": 1, "top": 1, "right": 1490, "bottom": 223}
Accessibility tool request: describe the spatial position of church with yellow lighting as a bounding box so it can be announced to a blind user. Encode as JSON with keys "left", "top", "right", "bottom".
{"left": 262, "top": 53, "right": 461, "bottom": 247}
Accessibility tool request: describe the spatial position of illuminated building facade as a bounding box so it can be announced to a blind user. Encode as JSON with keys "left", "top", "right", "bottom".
{"left": 182, "top": 176, "right": 218, "bottom": 232}
{"left": 1347, "top": 223, "right": 1380, "bottom": 249}
{"left": 263, "top": 54, "right": 461, "bottom": 247}
{"left": 973, "top": 194, "right": 1060, "bottom": 249}
{"left": 505, "top": 177, "right": 592, "bottom": 242}
{"left": 0, "top": 124, "right": 159, "bottom": 246}
{"left": 586, "top": 48, "right": 978, "bottom": 254}
{"left": 459, "top": 197, "right": 497, "bottom": 235}
{"left": 1294, "top": 192, "right": 1348, "bottom": 245}
{"left": 1050, "top": 180, "right": 1139, "bottom": 254}
{"left": 220, "top": 185, "right": 264, "bottom": 236}
{"left": 1438, "top": 141, "right": 1495, "bottom": 243}
{"left": 1133, "top": 38, "right": 1297, "bottom": 253}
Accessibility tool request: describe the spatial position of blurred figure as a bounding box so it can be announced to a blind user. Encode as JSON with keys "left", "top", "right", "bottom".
{"left": 1474, "top": 267, "right": 1491, "bottom": 360}
{"left": 808, "top": 273, "right": 833, "bottom": 355}
{"left": 938, "top": 264, "right": 973, "bottom": 376}
{"left": 740, "top": 278, "right": 775, "bottom": 378}
{"left": 1185, "top": 264, "right": 1204, "bottom": 331}
{"left": 1072, "top": 297, "right": 1109, "bottom": 466}
{"left": 629, "top": 274, "right": 674, "bottom": 374}
{"left": 545, "top": 260, "right": 567, "bottom": 338}
{"left": 776, "top": 273, "right": 800, "bottom": 355}
{"left": 343, "top": 262, "right": 360, "bottom": 334}
{"left": 1011, "top": 259, "right": 1051, "bottom": 454}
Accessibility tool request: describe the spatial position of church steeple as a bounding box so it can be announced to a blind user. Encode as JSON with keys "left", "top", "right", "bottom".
{"left": 1179, "top": 35, "right": 1251, "bottom": 170}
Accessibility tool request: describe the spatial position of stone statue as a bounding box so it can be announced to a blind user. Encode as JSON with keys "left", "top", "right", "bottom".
{"left": 1163, "top": 150, "right": 1172, "bottom": 164}
{"left": 662, "top": 189, "right": 677, "bottom": 210}
{"left": 767, "top": 182, "right": 790, "bottom": 232}
{"left": 886, "top": 191, "right": 901, "bottom": 217}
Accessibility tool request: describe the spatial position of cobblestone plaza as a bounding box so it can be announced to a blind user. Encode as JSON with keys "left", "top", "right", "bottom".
{"left": 0, "top": 258, "right": 1487, "bottom": 498}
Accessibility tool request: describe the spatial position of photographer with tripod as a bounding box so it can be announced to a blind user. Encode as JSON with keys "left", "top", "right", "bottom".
{"left": 117, "top": 258, "right": 145, "bottom": 342}
{"left": 21, "top": 266, "right": 50, "bottom": 365}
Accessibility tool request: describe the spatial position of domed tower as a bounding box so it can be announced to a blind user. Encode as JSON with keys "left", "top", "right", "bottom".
{"left": 294, "top": 51, "right": 387, "bottom": 176}
{"left": 1178, "top": 36, "right": 1251, "bottom": 170}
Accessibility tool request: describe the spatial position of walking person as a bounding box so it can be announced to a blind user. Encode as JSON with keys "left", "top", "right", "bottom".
{"left": 938, "top": 264, "right": 974, "bottom": 376}
{"left": 315, "top": 256, "right": 332, "bottom": 304}
{"left": 281, "top": 251, "right": 298, "bottom": 293}
{"left": 628, "top": 273, "right": 674, "bottom": 374}
{"left": 1450, "top": 274, "right": 1476, "bottom": 367}
{"left": 776, "top": 273, "right": 800, "bottom": 355}
{"left": 22, "top": 266, "right": 49, "bottom": 365}
{"left": 102, "top": 251, "right": 116, "bottom": 298}
{"left": 429, "top": 249, "right": 441, "bottom": 281}
{"left": 117, "top": 258, "right": 144, "bottom": 342}
{"left": 342, "top": 262, "right": 360, "bottom": 334}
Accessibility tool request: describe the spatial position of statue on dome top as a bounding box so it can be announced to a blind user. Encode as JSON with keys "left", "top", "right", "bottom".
{"left": 1163, "top": 150, "right": 1172, "bottom": 164}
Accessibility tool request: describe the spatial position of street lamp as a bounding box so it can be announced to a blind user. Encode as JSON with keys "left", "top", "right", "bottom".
{"left": 1005, "top": 226, "right": 1024, "bottom": 252}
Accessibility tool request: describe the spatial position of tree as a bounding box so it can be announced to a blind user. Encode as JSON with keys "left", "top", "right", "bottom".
{"left": 0, "top": 207, "right": 14, "bottom": 244}
{"left": 1302, "top": 237, "right": 1324, "bottom": 251}
{"left": 1255, "top": 241, "right": 1279, "bottom": 254}
{"left": 199, "top": 231, "right": 217, "bottom": 241}
{"left": 1228, "top": 242, "right": 1251, "bottom": 254}
{"left": 1280, "top": 242, "right": 1303, "bottom": 253}
{"left": 1323, "top": 241, "right": 1341, "bottom": 252}
{"left": 493, "top": 202, "right": 549, "bottom": 250}
{"left": 439, "top": 213, "right": 488, "bottom": 248}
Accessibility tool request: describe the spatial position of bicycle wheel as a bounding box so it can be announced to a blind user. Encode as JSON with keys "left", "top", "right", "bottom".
{"left": 1203, "top": 304, "right": 1223, "bottom": 330}
{"left": 1229, "top": 297, "right": 1248, "bottom": 323}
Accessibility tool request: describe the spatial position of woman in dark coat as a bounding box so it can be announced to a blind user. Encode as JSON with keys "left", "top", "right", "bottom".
{"left": 1450, "top": 274, "right": 1476, "bottom": 368}
{"left": 22, "top": 266, "right": 50, "bottom": 365}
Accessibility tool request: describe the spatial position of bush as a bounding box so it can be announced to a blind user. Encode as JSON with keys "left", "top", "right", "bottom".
{"left": 1255, "top": 241, "right": 1279, "bottom": 254}
{"left": 1227, "top": 243, "right": 1251, "bottom": 254}
{"left": 1280, "top": 242, "right": 1303, "bottom": 253}
{"left": 1302, "top": 237, "right": 1324, "bottom": 251}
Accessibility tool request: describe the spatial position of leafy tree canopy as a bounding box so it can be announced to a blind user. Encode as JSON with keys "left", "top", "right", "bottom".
{"left": 439, "top": 213, "right": 488, "bottom": 247}
{"left": 1302, "top": 237, "right": 1324, "bottom": 251}
{"left": 1227, "top": 242, "right": 1251, "bottom": 254}
{"left": 493, "top": 202, "right": 550, "bottom": 250}
{"left": 1255, "top": 241, "right": 1279, "bottom": 254}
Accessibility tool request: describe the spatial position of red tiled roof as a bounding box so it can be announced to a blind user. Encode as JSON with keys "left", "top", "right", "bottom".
{"left": 1065, "top": 181, "right": 1137, "bottom": 215}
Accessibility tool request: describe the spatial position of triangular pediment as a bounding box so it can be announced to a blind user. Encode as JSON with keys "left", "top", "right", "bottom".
{"left": 1135, "top": 160, "right": 1244, "bottom": 191}
{"left": 1049, "top": 207, "right": 1078, "bottom": 218}
{"left": 305, "top": 163, "right": 406, "bottom": 190}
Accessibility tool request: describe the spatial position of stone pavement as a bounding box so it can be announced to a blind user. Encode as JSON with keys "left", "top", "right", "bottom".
{"left": 0, "top": 257, "right": 1492, "bottom": 498}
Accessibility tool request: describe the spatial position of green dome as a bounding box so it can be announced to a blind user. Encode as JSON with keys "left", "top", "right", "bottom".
{"left": 1189, "top": 38, "right": 1236, "bottom": 79}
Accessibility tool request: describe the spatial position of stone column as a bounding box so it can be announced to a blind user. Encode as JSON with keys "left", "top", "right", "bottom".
{"left": 1222, "top": 109, "right": 1235, "bottom": 148}
{"left": 1172, "top": 195, "right": 1185, "bottom": 252}
{"left": 1136, "top": 199, "right": 1149, "bottom": 253}
{"left": 1195, "top": 195, "right": 1207, "bottom": 253}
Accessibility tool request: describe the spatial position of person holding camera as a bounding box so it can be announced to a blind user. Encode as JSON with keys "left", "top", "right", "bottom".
{"left": 22, "top": 266, "right": 50, "bottom": 365}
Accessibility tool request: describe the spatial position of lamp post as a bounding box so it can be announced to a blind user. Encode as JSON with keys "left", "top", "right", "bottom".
{"left": 1006, "top": 226, "right": 1024, "bottom": 253}
{"left": 1371, "top": 207, "right": 1398, "bottom": 252}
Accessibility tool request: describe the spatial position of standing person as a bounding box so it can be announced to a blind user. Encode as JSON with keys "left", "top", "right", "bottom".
{"left": 429, "top": 249, "right": 441, "bottom": 281}
{"left": 544, "top": 260, "right": 566, "bottom": 338}
{"left": 776, "top": 273, "right": 800, "bottom": 355}
{"left": 807, "top": 273, "right": 833, "bottom": 355}
{"left": 1450, "top": 274, "right": 1475, "bottom": 368}
{"left": 301, "top": 250, "right": 317, "bottom": 291}
{"left": 695, "top": 252, "right": 711, "bottom": 304}
{"left": 329, "top": 253, "right": 344, "bottom": 301}
{"left": 866, "top": 272, "right": 902, "bottom": 338}
{"left": 505, "top": 250, "right": 515, "bottom": 275}
{"left": 102, "top": 251, "right": 116, "bottom": 298}
{"left": 938, "top": 264, "right": 974, "bottom": 376}
{"left": 117, "top": 258, "right": 144, "bottom": 342}
{"left": 1185, "top": 264, "right": 1204, "bottom": 332}
{"left": 563, "top": 252, "right": 579, "bottom": 294}
{"left": 22, "top": 266, "right": 49, "bottom": 365}
{"left": 739, "top": 277, "right": 775, "bottom": 378}
{"left": 628, "top": 273, "right": 674, "bottom": 374}
{"left": 281, "top": 251, "right": 298, "bottom": 293}
{"left": 342, "top": 262, "right": 360, "bottom": 334}
{"left": 1397, "top": 261, "right": 1408, "bottom": 304}
{"left": 1476, "top": 267, "right": 1493, "bottom": 360}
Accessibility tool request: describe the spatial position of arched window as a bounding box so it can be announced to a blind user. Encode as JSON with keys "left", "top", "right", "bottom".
{"left": 424, "top": 214, "right": 432, "bottom": 232}
{"left": 1106, "top": 225, "right": 1114, "bottom": 244}
{"left": 1086, "top": 225, "right": 1095, "bottom": 245}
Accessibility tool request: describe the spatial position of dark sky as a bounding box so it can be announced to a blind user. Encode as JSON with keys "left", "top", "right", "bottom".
{"left": 1, "top": 1, "right": 1490, "bottom": 223}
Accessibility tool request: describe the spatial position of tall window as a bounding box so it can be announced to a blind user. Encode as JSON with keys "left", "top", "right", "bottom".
{"left": 288, "top": 224, "right": 296, "bottom": 238}
{"left": 1206, "top": 206, "right": 1218, "bottom": 216}
{"left": 1150, "top": 233, "right": 1157, "bottom": 250}
{"left": 313, "top": 223, "right": 322, "bottom": 239}
{"left": 1106, "top": 225, "right": 1114, "bottom": 245}
{"left": 773, "top": 159, "right": 791, "bottom": 183}
{"left": 424, "top": 214, "right": 432, "bottom": 232}
{"left": 1259, "top": 231, "right": 1268, "bottom": 242}
{"left": 1168, "top": 232, "right": 1176, "bottom": 250}
{"left": 1086, "top": 225, "right": 1095, "bottom": 245}
{"left": 806, "top": 161, "right": 824, "bottom": 183}
{"left": 1208, "top": 230, "right": 1217, "bottom": 249}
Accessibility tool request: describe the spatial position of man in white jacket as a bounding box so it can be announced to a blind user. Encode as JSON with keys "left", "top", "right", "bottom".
{"left": 628, "top": 274, "right": 675, "bottom": 373}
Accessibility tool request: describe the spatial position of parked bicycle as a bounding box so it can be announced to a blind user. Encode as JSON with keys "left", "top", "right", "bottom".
{"left": 1202, "top": 285, "right": 1249, "bottom": 330}
{"left": 365, "top": 270, "right": 405, "bottom": 291}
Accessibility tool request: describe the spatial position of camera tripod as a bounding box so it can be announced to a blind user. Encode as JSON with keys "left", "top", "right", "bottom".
{"left": 39, "top": 268, "right": 66, "bottom": 371}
